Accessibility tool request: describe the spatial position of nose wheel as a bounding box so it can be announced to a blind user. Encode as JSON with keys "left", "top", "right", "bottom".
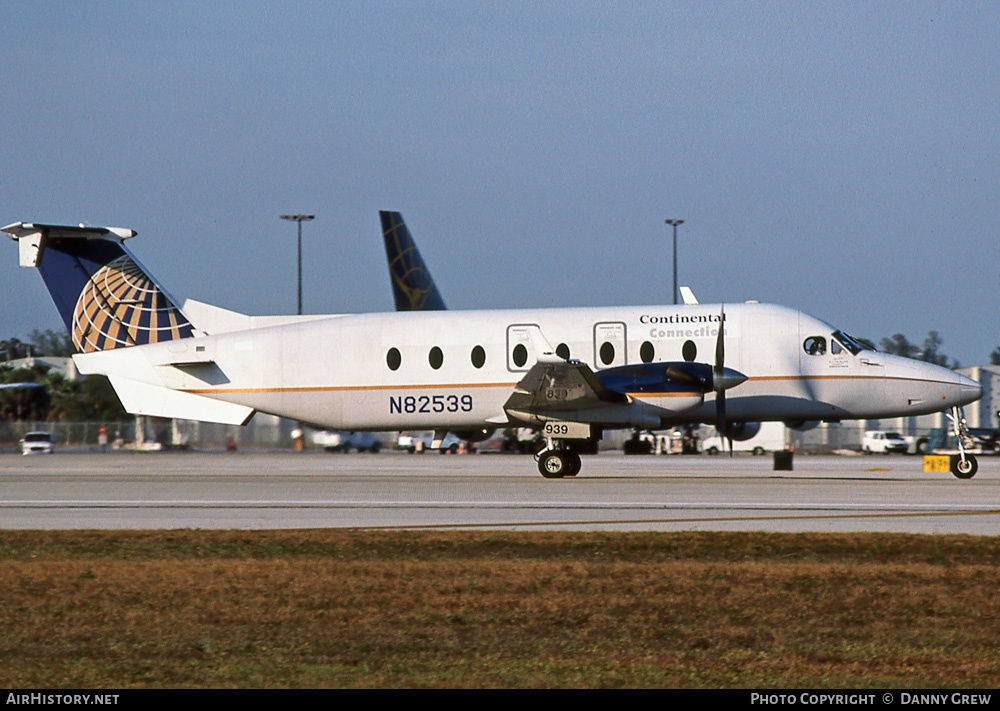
{"left": 537, "top": 447, "right": 582, "bottom": 478}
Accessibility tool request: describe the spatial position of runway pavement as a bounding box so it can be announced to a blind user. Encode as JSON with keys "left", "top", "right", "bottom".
{"left": 1, "top": 450, "right": 999, "bottom": 533}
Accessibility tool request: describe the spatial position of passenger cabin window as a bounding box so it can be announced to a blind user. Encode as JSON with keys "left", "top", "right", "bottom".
{"left": 386, "top": 347, "right": 401, "bottom": 371}
{"left": 804, "top": 336, "right": 826, "bottom": 356}
{"left": 682, "top": 340, "right": 697, "bottom": 362}
{"left": 429, "top": 346, "right": 443, "bottom": 370}
{"left": 512, "top": 343, "right": 528, "bottom": 367}
{"left": 640, "top": 341, "right": 654, "bottom": 363}
{"left": 471, "top": 345, "right": 486, "bottom": 368}
{"left": 599, "top": 341, "right": 615, "bottom": 366}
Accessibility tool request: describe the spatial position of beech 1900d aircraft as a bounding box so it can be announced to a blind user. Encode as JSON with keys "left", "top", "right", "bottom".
{"left": 4, "top": 219, "right": 984, "bottom": 478}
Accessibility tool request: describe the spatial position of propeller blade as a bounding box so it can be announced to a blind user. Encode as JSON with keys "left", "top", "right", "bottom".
{"left": 715, "top": 388, "right": 729, "bottom": 455}
{"left": 713, "top": 305, "right": 732, "bottom": 456}
{"left": 715, "top": 305, "right": 725, "bottom": 373}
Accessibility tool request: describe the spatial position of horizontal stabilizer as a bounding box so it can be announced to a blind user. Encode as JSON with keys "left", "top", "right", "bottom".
{"left": 3, "top": 222, "right": 136, "bottom": 268}
{"left": 2, "top": 221, "right": 136, "bottom": 241}
{"left": 107, "top": 375, "right": 254, "bottom": 425}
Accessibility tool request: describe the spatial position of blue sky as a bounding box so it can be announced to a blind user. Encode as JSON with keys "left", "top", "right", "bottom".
{"left": 2, "top": 1, "right": 998, "bottom": 365}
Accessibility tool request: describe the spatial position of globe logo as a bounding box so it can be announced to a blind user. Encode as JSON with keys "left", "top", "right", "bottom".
{"left": 72, "top": 256, "right": 193, "bottom": 352}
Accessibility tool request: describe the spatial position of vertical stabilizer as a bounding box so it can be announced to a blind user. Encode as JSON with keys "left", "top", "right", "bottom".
{"left": 380, "top": 211, "right": 446, "bottom": 311}
{"left": 3, "top": 222, "right": 194, "bottom": 352}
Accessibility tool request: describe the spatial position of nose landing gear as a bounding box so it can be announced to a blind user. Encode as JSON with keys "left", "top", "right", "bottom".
{"left": 947, "top": 406, "right": 978, "bottom": 479}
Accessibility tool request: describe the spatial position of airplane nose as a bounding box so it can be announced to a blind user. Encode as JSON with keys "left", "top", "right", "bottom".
{"left": 958, "top": 372, "right": 983, "bottom": 407}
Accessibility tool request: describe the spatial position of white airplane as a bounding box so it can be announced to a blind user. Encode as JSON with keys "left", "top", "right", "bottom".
{"left": 4, "top": 219, "right": 984, "bottom": 479}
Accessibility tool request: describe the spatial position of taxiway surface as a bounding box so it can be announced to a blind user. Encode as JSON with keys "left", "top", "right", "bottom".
{"left": 1, "top": 451, "right": 998, "bottom": 533}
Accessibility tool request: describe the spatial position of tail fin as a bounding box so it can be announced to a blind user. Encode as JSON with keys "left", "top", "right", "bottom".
{"left": 3, "top": 222, "right": 194, "bottom": 353}
{"left": 380, "top": 211, "right": 446, "bottom": 311}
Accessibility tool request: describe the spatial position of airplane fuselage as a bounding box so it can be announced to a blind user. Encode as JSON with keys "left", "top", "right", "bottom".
{"left": 76, "top": 302, "right": 981, "bottom": 433}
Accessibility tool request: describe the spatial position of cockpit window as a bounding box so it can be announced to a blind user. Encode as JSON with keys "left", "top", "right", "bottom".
{"left": 804, "top": 336, "right": 826, "bottom": 356}
{"left": 831, "top": 330, "right": 874, "bottom": 356}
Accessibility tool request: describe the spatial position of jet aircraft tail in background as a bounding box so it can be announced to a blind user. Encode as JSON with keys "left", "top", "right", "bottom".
{"left": 380, "top": 211, "right": 446, "bottom": 312}
{"left": 2, "top": 222, "right": 194, "bottom": 353}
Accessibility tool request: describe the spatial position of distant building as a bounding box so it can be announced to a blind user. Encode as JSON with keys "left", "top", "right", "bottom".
{"left": 3, "top": 356, "right": 77, "bottom": 380}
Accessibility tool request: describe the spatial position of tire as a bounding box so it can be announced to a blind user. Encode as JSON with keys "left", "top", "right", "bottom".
{"left": 951, "top": 455, "right": 978, "bottom": 479}
{"left": 564, "top": 452, "right": 582, "bottom": 477}
{"left": 706, "top": 446, "right": 719, "bottom": 456}
{"left": 752, "top": 447, "right": 764, "bottom": 456}
{"left": 369, "top": 442, "right": 381, "bottom": 454}
{"left": 538, "top": 451, "right": 567, "bottom": 479}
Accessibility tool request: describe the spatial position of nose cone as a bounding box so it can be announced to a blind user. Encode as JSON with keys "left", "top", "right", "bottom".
{"left": 882, "top": 356, "right": 983, "bottom": 416}
{"left": 913, "top": 361, "right": 982, "bottom": 410}
{"left": 956, "top": 371, "right": 983, "bottom": 407}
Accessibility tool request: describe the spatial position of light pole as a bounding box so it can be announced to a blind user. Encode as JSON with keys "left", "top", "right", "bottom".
{"left": 664, "top": 219, "right": 684, "bottom": 305}
{"left": 280, "top": 214, "right": 315, "bottom": 315}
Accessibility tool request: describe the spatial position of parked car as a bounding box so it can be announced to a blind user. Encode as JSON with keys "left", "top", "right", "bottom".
{"left": 862, "top": 430, "right": 909, "bottom": 454}
{"left": 310, "top": 430, "right": 381, "bottom": 453}
{"left": 20, "top": 431, "right": 54, "bottom": 455}
{"left": 397, "top": 431, "right": 462, "bottom": 454}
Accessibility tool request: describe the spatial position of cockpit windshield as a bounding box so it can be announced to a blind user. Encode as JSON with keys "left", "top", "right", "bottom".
{"left": 832, "top": 330, "right": 875, "bottom": 356}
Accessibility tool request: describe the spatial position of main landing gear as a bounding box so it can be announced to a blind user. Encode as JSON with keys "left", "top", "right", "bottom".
{"left": 536, "top": 441, "right": 582, "bottom": 478}
{"left": 947, "top": 406, "right": 978, "bottom": 479}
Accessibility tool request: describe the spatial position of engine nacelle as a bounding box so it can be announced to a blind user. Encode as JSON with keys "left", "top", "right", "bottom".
{"left": 784, "top": 420, "right": 820, "bottom": 432}
{"left": 721, "top": 421, "right": 761, "bottom": 441}
{"left": 452, "top": 428, "right": 495, "bottom": 443}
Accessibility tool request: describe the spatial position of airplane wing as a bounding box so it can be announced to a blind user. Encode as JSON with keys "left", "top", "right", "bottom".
{"left": 503, "top": 358, "right": 726, "bottom": 429}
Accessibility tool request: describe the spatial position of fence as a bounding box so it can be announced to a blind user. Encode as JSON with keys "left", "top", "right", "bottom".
{"left": 0, "top": 414, "right": 297, "bottom": 450}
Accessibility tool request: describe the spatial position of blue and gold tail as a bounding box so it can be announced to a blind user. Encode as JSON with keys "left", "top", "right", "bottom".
{"left": 3, "top": 222, "right": 194, "bottom": 353}
{"left": 380, "top": 211, "right": 446, "bottom": 311}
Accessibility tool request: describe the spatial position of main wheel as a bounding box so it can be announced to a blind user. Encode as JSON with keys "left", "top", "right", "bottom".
{"left": 564, "top": 451, "right": 582, "bottom": 477}
{"left": 538, "top": 450, "right": 568, "bottom": 479}
{"left": 951, "top": 454, "right": 978, "bottom": 479}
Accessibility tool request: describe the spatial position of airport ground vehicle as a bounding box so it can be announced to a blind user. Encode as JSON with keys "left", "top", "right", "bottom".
{"left": 20, "top": 431, "right": 54, "bottom": 455}
{"left": 310, "top": 430, "right": 381, "bottom": 453}
{"left": 862, "top": 430, "right": 909, "bottom": 454}
{"left": 633, "top": 428, "right": 697, "bottom": 454}
{"left": 703, "top": 421, "right": 787, "bottom": 455}
{"left": 703, "top": 436, "right": 766, "bottom": 455}
{"left": 926, "top": 427, "right": 999, "bottom": 455}
{"left": 397, "top": 431, "right": 462, "bottom": 454}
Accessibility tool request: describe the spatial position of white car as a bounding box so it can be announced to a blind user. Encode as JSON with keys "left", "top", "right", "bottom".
{"left": 701, "top": 434, "right": 768, "bottom": 455}
{"left": 397, "top": 431, "right": 462, "bottom": 454}
{"left": 862, "top": 430, "right": 909, "bottom": 454}
{"left": 20, "top": 431, "right": 54, "bottom": 455}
